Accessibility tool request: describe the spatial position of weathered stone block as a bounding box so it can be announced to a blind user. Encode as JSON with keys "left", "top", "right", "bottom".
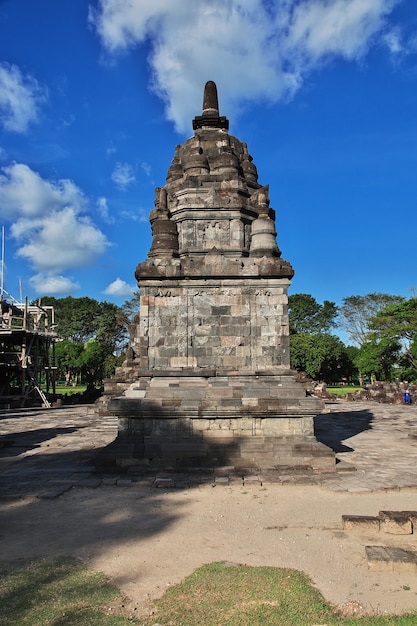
{"left": 379, "top": 511, "right": 413, "bottom": 535}
{"left": 366, "top": 546, "right": 417, "bottom": 573}
{"left": 342, "top": 515, "right": 380, "bottom": 531}
{"left": 191, "top": 419, "right": 211, "bottom": 432}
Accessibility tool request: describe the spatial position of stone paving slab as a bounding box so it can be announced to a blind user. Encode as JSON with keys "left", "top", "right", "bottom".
{"left": 0, "top": 400, "right": 417, "bottom": 498}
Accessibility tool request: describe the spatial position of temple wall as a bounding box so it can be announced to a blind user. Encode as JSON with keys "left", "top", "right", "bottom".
{"left": 133, "top": 279, "right": 291, "bottom": 372}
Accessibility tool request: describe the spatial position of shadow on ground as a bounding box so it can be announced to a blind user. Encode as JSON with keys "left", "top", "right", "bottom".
{"left": 0, "top": 404, "right": 375, "bottom": 575}
{"left": 314, "top": 407, "right": 374, "bottom": 453}
{"left": 0, "top": 426, "right": 78, "bottom": 456}
{"left": 0, "top": 487, "right": 190, "bottom": 613}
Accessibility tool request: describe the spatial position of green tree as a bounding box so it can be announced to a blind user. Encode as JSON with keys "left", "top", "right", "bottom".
{"left": 40, "top": 296, "right": 130, "bottom": 387}
{"left": 290, "top": 333, "right": 351, "bottom": 383}
{"left": 41, "top": 296, "right": 128, "bottom": 352}
{"left": 338, "top": 293, "right": 403, "bottom": 347}
{"left": 121, "top": 290, "right": 140, "bottom": 346}
{"left": 122, "top": 290, "right": 140, "bottom": 322}
{"left": 77, "top": 339, "right": 107, "bottom": 390}
{"left": 95, "top": 301, "right": 128, "bottom": 355}
{"left": 354, "top": 338, "right": 401, "bottom": 384}
{"left": 288, "top": 294, "right": 338, "bottom": 335}
{"left": 54, "top": 340, "right": 83, "bottom": 385}
{"left": 42, "top": 296, "right": 101, "bottom": 343}
{"left": 342, "top": 345, "right": 360, "bottom": 383}
{"left": 370, "top": 297, "right": 417, "bottom": 372}
{"left": 103, "top": 353, "right": 125, "bottom": 380}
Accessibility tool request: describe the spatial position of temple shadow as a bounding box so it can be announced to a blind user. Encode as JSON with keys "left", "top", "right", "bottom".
{"left": 314, "top": 407, "right": 374, "bottom": 453}
{"left": 95, "top": 430, "right": 248, "bottom": 474}
{"left": 0, "top": 406, "right": 373, "bottom": 574}
{"left": 0, "top": 426, "right": 79, "bottom": 457}
{"left": 0, "top": 448, "right": 189, "bottom": 574}
{"left": 0, "top": 428, "right": 188, "bottom": 565}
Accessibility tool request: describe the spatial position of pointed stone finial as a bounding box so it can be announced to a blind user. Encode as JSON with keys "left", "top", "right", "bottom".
{"left": 203, "top": 81, "right": 219, "bottom": 117}
{"left": 193, "top": 80, "right": 229, "bottom": 131}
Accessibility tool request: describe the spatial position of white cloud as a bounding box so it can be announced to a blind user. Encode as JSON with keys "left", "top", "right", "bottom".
{"left": 12, "top": 208, "right": 109, "bottom": 273}
{"left": 383, "top": 29, "right": 402, "bottom": 54}
{"left": 285, "top": 0, "right": 396, "bottom": 63}
{"left": 0, "top": 62, "right": 46, "bottom": 133}
{"left": 0, "top": 162, "right": 110, "bottom": 286}
{"left": 0, "top": 146, "right": 7, "bottom": 161}
{"left": 111, "top": 161, "right": 136, "bottom": 189}
{"left": 381, "top": 26, "right": 417, "bottom": 58}
{"left": 96, "top": 196, "right": 114, "bottom": 223}
{"left": 91, "top": 0, "right": 402, "bottom": 133}
{"left": 103, "top": 277, "right": 136, "bottom": 298}
{"left": 0, "top": 162, "right": 86, "bottom": 220}
{"left": 89, "top": 0, "right": 174, "bottom": 53}
{"left": 29, "top": 273, "right": 80, "bottom": 295}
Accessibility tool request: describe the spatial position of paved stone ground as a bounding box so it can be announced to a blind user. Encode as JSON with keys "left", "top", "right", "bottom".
{"left": 0, "top": 400, "right": 417, "bottom": 498}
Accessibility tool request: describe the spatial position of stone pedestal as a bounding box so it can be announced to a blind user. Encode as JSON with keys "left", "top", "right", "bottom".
{"left": 98, "top": 372, "right": 333, "bottom": 471}
{"left": 97, "top": 81, "right": 335, "bottom": 474}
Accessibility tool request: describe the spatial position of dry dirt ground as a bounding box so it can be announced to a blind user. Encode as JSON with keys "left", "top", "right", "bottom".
{"left": 1, "top": 401, "right": 417, "bottom": 619}
{"left": 2, "top": 480, "right": 417, "bottom": 618}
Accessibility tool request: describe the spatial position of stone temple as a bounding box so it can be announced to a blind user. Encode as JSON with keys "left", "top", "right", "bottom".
{"left": 99, "top": 81, "right": 335, "bottom": 474}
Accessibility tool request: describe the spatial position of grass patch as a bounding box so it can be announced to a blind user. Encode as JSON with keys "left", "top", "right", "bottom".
{"left": 54, "top": 385, "right": 88, "bottom": 396}
{"left": 143, "top": 562, "right": 417, "bottom": 626}
{"left": 327, "top": 386, "right": 363, "bottom": 397}
{"left": 1, "top": 558, "right": 416, "bottom": 625}
{"left": 0, "top": 556, "right": 130, "bottom": 626}
{"left": 41, "top": 384, "right": 102, "bottom": 396}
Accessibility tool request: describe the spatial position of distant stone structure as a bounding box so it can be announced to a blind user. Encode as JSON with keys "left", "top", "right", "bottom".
{"left": 347, "top": 382, "right": 416, "bottom": 404}
{"left": 99, "top": 81, "right": 334, "bottom": 473}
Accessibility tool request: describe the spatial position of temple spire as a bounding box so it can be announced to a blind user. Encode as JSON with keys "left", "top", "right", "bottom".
{"left": 202, "top": 80, "right": 219, "bottom": 117}
{"left": 193, "top": 80, "right": 229, "bottom": 131}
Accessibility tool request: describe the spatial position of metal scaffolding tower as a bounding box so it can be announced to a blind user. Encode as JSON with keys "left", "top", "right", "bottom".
{"left": 0, "top": 294, "right": 57, "bottom": 408}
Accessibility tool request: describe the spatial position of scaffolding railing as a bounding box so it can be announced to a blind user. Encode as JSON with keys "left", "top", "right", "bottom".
{"left": 1, "top": 291, "right": 55, "bottom": 333}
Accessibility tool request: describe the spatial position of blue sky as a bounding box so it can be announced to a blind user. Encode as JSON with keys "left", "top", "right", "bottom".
{"left": 0, "top": 0, "right": 416, "bottom": 312}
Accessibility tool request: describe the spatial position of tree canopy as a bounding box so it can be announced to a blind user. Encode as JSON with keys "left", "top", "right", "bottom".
{"left": 354, "top": 338, "right": 401, "bottom": 384}
{"left": 338, "top": 293, "right": 403, "bottom": 347}
{"left": 290, "top": 333, "right": 352, "bottom": 382}
{"left": 41, "top": 296, "right": 128, "bottom": 354}
{"left": 37, "top": 295, "right": 128, "bottom": 387}
{"left": 370, "top": 297, "right": 417, "bottom": 372}
{"left": 288, "top": 293, "right": 337, "bottom": 335}
{"left": 121, "top": 290, "right": 140, "bottom": 322}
